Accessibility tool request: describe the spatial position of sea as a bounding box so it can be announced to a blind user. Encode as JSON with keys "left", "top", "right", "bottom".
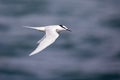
{"left": 0, "top": 0, "right": 120, "bottom": 80}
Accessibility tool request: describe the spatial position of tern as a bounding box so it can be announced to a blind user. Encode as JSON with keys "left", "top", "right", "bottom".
{"left": 25, "top": 25, "right": 71, "bottom": 56}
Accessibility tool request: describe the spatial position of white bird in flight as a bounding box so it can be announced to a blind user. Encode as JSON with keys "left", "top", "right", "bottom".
{"left": 25, "top": 25, "right": 71, "bottom": 56}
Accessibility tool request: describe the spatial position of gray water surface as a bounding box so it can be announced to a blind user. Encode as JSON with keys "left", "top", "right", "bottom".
{"left": 0, "top": 0, "right": 120, "bottom": 80}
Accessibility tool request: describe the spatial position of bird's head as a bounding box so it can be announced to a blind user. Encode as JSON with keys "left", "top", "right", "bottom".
{"left": 56, "top": 25, "right": 71, "bottom": 32}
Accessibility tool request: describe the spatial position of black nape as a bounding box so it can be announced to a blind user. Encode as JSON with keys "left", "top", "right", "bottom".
{"left": 59, "top": 25, "right": 63, "bottom": 27}
{"left": 59, "top": 25, "right": 66, "bottom": 29}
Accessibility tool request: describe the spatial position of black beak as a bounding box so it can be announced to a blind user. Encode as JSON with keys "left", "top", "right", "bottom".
{"left": 66, "top": 29, "right": 71, "bottom": 32}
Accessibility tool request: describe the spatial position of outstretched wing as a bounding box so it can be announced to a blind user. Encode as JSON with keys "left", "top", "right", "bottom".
{"left": 29, "top": 30, "right": 59, "bottom": 56}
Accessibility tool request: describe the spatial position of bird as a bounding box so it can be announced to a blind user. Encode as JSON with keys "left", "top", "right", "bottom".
{"left": 24, "top": 25, "right": 71, "bottom": 56}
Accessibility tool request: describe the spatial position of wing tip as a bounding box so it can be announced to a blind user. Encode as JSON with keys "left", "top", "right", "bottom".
{"left": 29, "top": 53, "right": 35, "bottom": 56}
{"left": 29, "top": 51, "right": 39, "bottom": 56}
{"left": 29, "top": 54, "right": 32, "bottom": 56}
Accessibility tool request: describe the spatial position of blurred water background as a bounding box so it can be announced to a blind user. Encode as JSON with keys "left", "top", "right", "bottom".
{"left": 0, "top": 0, "right": 120, "bottom": 80}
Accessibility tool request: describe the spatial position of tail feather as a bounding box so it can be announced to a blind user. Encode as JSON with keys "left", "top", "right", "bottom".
{"left": 24, "top": 26, "right": 45, "bottom": 31}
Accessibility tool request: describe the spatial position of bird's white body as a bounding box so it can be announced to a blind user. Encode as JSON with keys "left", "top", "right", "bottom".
{"left": 25, "top": 25, "right": 70, "bottom": 56}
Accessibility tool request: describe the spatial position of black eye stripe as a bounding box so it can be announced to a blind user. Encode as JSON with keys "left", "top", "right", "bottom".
{"left": 59, "top": 25, "right": 66, "bottom": 29}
